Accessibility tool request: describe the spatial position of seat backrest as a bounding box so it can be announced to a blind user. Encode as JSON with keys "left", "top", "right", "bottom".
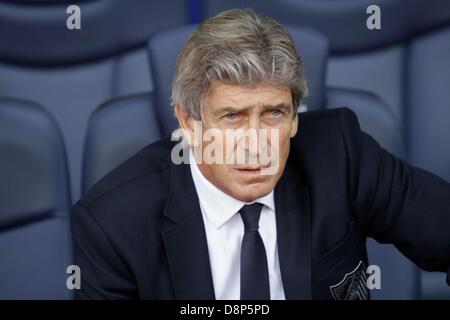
{"left": 82, "top": 92, "right": 163, "bottom": 193}
{"left": 0, "top": 0, "right": 189, "bottom": 202}
{"left": 0, "top": 96, "right": 73, "bottom": 299}
{"left": 326, "top": 87, "right": 405, "bottom": 158}
{"left": 407, "top": 27, "right": 450, "bottom": 182}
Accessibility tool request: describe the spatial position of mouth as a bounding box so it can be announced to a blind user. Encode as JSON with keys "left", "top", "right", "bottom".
{"left": 235, "top": 165, "right": 271, "bottom": 175}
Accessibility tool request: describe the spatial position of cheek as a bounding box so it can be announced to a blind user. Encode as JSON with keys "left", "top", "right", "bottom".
{"left": 216, "top": 164, "right": 233, "bottom": 179}
{"left": 219, "top": 132, "right": 239, "bottom": 162}
{"left": 268, "top": 127, "right": 291, "bottom": 153}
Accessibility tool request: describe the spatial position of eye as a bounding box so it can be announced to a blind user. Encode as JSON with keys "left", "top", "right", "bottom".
{"left": 225, "top": 112, "right": 239, "bottom": 120}
{"left": 272, "top": 110, "right": 281, "bottom": 116}
{"left": 269, "top": 109, "right": 283, "bottom": 117}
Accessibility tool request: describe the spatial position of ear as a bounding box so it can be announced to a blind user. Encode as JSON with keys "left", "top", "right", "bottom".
{"left": 290, "top": 112, "right": 299, "bottom": 138}
{"left": 175, "top": 104, "right": 197, "bottom": 147}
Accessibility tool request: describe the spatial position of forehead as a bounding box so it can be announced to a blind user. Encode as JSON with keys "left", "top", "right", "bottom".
{"left": 205, "top": 83, "right": 292, "bottom": 110}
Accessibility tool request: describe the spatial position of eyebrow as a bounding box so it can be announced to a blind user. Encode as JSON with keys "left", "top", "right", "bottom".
{"left": 214, "top": 103, "right": 293, "bottom": 116}
{"left": 215, "top": 106, "right": 251, "bottom": 115}
{"left": 262, "top": 103, "right": 292, "bottom": 113}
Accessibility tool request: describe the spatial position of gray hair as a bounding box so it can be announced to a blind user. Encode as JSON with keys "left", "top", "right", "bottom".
{"left": 171, "top": 8, "right": 308, "bottom": 120}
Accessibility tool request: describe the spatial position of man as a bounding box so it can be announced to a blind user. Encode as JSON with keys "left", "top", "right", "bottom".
{"left": 71, "top": 9, "right": 450, "bottom": 299}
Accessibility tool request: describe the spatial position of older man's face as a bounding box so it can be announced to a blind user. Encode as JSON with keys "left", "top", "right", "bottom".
{"left": 177, "top": 83, "right": 298, "bottom": 202}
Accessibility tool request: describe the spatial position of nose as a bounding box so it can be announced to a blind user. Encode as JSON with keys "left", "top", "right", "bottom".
{"left": 247, "top": 114, "right": 260, "bottom": 132}
{"left": 237, "top": 115, "right": 261, "bottom": 162}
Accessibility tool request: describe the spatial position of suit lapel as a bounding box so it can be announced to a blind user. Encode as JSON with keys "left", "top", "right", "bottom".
{"left": 161, "top": 155, "right": 215, "bottom": 299}
{"left": 275, "top": 159, "right": 312, "bottom": 299}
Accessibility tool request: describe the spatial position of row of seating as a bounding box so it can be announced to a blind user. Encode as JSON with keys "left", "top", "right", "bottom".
{"left": 0, "top": 0, "right": 190, "bottom": 298}
{"left": 1, "top": 0, "right": 449, "bottom": 299}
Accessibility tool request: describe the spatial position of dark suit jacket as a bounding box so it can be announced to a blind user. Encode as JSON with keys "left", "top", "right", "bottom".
{"left": 71, "top": 107, "right": 450, "bottom": 299}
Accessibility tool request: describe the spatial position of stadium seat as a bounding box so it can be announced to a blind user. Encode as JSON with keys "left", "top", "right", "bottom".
{"left": 0, "top": 96, "right": 73, "bottom": 299}
{"left": 82, "top": 92, "right": 163, "bottom": 192}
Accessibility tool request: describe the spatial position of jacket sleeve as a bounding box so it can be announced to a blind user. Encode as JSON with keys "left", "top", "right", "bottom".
{"left": 339, "top": 107, "right": 450, "bottom": 285}
{"left": 71, "top": 203, "right": 137, "bottom": 299}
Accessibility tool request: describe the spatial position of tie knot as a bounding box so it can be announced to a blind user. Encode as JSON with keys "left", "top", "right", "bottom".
{"left": 239, "top": 203, "right": 264, "bottom": 232}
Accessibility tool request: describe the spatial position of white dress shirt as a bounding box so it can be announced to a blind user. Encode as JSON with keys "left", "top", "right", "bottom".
{"left": 189, "top": 149, "right": 286, "bottom": 300}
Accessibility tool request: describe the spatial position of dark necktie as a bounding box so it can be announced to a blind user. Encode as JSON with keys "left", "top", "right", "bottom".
{"left": 239, "top": 203, "right": 270, "bottom": 300}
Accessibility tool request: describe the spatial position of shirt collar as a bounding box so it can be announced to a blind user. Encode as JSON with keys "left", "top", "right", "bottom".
{"left": 189, "top": 148, "right": 275, "bottom": 229}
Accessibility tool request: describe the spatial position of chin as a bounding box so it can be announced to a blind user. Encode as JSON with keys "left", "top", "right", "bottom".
{"left": 233, "top": 183, "right": 273, "bottom": 203}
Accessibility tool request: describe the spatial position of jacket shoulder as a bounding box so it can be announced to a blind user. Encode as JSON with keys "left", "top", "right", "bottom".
{"left": 299, "top": 106, "right": 358, "bottom": 127}
{"left": 297, "top": 107, "right": 360, "bottom": 144}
